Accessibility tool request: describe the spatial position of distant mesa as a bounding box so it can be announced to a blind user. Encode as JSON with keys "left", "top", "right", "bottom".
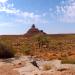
{"left": 25, "top": 24, "right": 46, "bottom": 36}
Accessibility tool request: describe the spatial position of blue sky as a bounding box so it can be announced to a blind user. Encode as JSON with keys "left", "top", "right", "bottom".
{"left": 0, "top": 0, "right": 75, "bottom": 35}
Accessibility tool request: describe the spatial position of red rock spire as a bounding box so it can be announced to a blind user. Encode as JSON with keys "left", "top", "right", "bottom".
{"left": 32, "top": 24, "right": 35, "bottom": 28}
{"left": 25, "top": 24, "right": 46, "bottom": 36}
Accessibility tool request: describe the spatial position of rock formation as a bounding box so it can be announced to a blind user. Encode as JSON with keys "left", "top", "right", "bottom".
{"left": 25, "top": 24, "right": 46, "bottom": 36}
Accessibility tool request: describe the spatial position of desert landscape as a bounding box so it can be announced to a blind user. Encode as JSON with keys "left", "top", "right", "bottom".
{"left": 0, "top": 0, "right": 75, "bottom": 75}
{"left": 0, "top": 25, "right": 75, "bottom": 75}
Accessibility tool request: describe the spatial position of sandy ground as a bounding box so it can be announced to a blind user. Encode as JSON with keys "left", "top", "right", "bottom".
{"left": 0, "top": 63, "right": 19, "bottom": 75}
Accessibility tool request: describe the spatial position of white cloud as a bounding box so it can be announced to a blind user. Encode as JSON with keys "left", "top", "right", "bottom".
{"left": 0, "top": 0, "right": 48, "bottom": 26}
{"left": 42, "top": 13, "right": 47, "bottom": 17}
{"left": 15, "top": 13, "right": 48, "bottom": 25}
{"left": 0, "top": 0, "right": 8, "bottom": 3}
{"left": 0, "top": 2, "right": 20, "bottom": 14}
{"left": 0, "top": 7, "right": 20, "bottom": 14}
{"left": 54, "top": 0, "right": 75, "bottom": 23}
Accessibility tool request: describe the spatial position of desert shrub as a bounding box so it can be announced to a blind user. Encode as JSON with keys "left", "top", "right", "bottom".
{"left": 43, "top": 64, "right": 52, "bottom": 70}
{"left": 0, "top": 42, "right": 15, "bottom": 59}
{"left": 61, "top": 59, "right": 75, "bottom": 64}
{"left": 35, "top": 35, "right": 49, "bottom": 48}
{"left": 21, "top": 43, "right": 31, "bottom": 55}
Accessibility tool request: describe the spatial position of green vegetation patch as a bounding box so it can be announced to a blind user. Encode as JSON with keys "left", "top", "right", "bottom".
{"left": 61, "top": 59, "right": 75, "bottom": 64}
{"left": 0, "top": 41, "right": 15, "bottom": 59}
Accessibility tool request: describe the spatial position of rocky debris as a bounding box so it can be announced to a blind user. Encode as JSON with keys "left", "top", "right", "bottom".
{"left": 14, "top": 62, "right": 39, "bottom": 75}
{"left": 0, "top": 56, "right": 75, "bottom": 75}
{"left": 36, "top": 60, "right": 61, "bottom": 70}
{"left": 60, "top": 64, "right": 75, "bottom": 70}
{"left": 31, "top": 60, "right": 39, "bottom": 69}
